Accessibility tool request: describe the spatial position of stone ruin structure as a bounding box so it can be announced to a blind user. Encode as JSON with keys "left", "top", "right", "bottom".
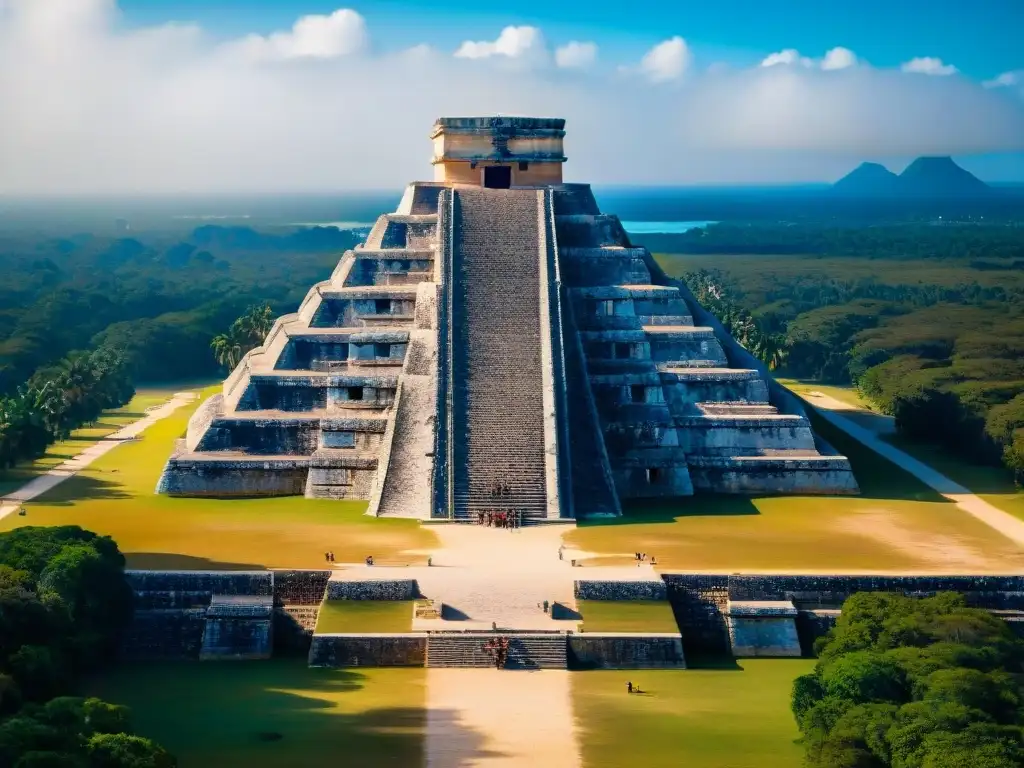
{"left": 158, "top": 116, "right": 857, "bottom": 518}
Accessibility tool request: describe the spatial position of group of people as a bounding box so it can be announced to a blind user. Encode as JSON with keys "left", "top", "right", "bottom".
{"left": 364, "top": 555, "right": 375, "bottom": 566}
{"left": 489, "top": 481, "right": 512, "bottom": 498}
{"left": 634, "top": 552, "right": 656, "bottom": 566}
{"left": 323, "top": 551, "right": 336, "bottom": 563}
{"left": 483, "top": 636, "right": 511, "bottom": 669}
{"left": 477, "top": 510, "right": 521, "bottom": 529}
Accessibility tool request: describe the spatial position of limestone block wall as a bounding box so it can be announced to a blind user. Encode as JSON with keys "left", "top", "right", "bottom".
{"left": 195, "top": 419, "right": 321, "bottom": 455}
{"left": 324, "top": 579, "right": 419, "bottom": 600}
{"left": 688, "top": 457, "right": 860, "bottom": 495}
{"left": 675, "top": 419, "right": 816, "bottom": 456}
{"left": 120, "top": 609, "right": 207, "bottom": 660}
{"left": 559, "top": 250, "right": 652, "bottom": 287}
{"left": 574, "top": 580, "right": 668, "bottom": 601}
{"left": 308, "top": 634, "right": 427, "bottom": 667}
{"left": 159, "top": 461, "right": 309, "bottom": 497}
{"left": 663, "top": 573, "right": 1024, "bottom": 653}
{"left": 200, "top": 597, "right": 274, "bottom": 660}
{"left": 185, "top": 395, "right": 224, "bottom": 452}
{"left": 127, "top": 570, "right": 273, "bottom": 600}
{"left": 272, "top": 570, "right": 332, "bottom": 605}
{"left": 568, "top": 634, "right": 686, "bottom": 669}
{"left": 726, "top": 601, "right": 801, "bottom": 657}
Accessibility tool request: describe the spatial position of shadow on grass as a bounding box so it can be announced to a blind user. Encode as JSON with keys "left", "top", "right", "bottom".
{"left": 805, "top": 405, "right": 949, "bottom": 503}
{"left": 82, "top": 661, "right": 457, "bottom": 768}
{"left": 125, "top": 553, "right": 268, "bottom": 570}
{"left": 25, "top": 474, "right": 135, "bottom": 506}
{"left": 576, "top": 495, "right": 761, "bottom": 529}
{"left": 684, "top": 653, "right": 743, "bottom": 671}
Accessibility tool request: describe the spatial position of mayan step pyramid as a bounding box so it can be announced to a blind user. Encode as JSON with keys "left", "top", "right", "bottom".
{"left": 157, "top": 117, "right": 858, "bottom": 517}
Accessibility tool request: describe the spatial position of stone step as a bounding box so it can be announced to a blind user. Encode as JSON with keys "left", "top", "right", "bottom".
{"left": 425, "top": 634, "right": 568, "bottom": 669}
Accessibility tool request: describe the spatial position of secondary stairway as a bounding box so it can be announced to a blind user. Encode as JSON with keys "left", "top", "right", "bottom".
{"left": 426, "top": 633, "right": 568, "bottom": 669}
{"left": 449, "top": 189, "right": 550, "bottom": 520}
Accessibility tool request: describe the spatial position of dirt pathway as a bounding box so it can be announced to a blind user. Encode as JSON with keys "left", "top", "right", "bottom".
{"left": 426, "top": 669, "right": 580, "bottom": 768}
{"left": 807, "top": 399, "right": 1024, "bottom": 548}
{"left": 0, "top": 392, "right": 197, "bottom": 521}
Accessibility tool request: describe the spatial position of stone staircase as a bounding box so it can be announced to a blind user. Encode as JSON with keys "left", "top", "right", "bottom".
{"left": 449, "top": 189, "right": 550, "bottom": 520}
{"left": 426, "top": 633, "right": 568, "bottom": 669}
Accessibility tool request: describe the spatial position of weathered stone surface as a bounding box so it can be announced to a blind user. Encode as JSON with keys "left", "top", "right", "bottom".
{"left": 568, "top": 634, "right": 686, "bottom": 669}
{"left": 308, "top": 634, "right": 427, "bottom": 667}
{"left": 574, "top": 580, "right": 668, "bottom": 601}
{"left": 157, "top": 116, "right": 856, "bottom": 508}
{"left": 324, "top": 579, "right": 419, "bottom": 600}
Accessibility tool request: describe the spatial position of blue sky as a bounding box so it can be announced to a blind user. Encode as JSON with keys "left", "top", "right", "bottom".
{"left": 1, "top": 0, "right": 1023, "bottom": 192}
{"left": 116, "top": 0, "right": 1022, "bottom": 79}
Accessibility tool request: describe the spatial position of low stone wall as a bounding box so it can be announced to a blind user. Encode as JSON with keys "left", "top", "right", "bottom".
{"left": 308, "top": 634, "right": 427, "bottom": 667}
{"left": 274, "top": 607, "right": 319, "bottom": 655}
{"left": 324, "top": 579, "right": 419, "bottom": 600}
{"left": 272, "top": 570, "right": 332, "bottom": 605}
{"left": 726, "top": 601, "right": 801, "bottom": 657}
{"left": 568, "top": 634, "right": 686, "bottom": 669}
{"left": 120, "top": 609, "right": 207, "bottom": 660}
{"left": 574, "top": 580, "right": 668, "bottom": 601}
{"left": 663, "top": 574, "right": 1024, "bottom": 653}
{"left": 158, "top": 463, "right": 309, "bottom": 497}
{"left": 128, "top": 570, "right": 273, "bottom": 610}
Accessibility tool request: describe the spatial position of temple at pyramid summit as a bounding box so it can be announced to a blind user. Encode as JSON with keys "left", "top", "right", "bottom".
{"left": 157, "top": 116, "right": 858, "bottom": 517}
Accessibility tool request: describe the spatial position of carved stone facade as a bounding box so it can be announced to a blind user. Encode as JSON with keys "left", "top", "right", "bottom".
{"left": 157, "top": 117, "right": 857, "bottom": 512}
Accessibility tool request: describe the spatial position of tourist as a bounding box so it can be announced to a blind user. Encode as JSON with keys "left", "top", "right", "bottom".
{"left": 330, "top": 552, "right": 335, "bottom": 563}
{"left": 650, "top": 555, "right": 657, "bottom": 566}
{"left": 324, "top": 552, "right": 330, "bottom": 563}
{"left": 626, "top": 681, "right": 633, "bottom": 693}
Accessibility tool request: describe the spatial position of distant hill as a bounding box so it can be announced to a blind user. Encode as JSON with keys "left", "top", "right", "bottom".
{"left": 833, "top": 156, "right": 992, "bottom": 198}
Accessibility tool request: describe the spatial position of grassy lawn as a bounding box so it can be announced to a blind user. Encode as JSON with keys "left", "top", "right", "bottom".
{"left": 82, "top": 661, "right": 425, "bottom": 768}
{"left": 315, "top": 601, "right": 414, "bottom": 634}
{"left": 780, "top": 379, "right": 1024, "bottom": 521}
{"left": 573, "top": 659, "right": 813, "bottom": 768}
{"left": 565, "top": 398, "right": 1024, "bottom": 574}
{"left": 0, "top": 387, "right": 183, "bottom": 497}
{"left": 577, "top": 600, "right": 680, "bottom": 633}
{"left": 0, "top": 387, "right": 437, "bottom": 570}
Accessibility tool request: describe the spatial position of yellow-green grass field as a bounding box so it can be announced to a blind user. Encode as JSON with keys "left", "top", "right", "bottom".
{"left": 0, "top": 387, "right": 185, "bottom": 497}
{"left": 0, "top": 386, "right": 437, "bottom": 569}
{"left": 566, "top": 403, "right": 1024, "bottom": 574}
{"left": 573, "top": 659, "right": 813, "bottom": 768}
{"left": 780, "top": 378, "right": 1024, "bottom": 520}
{"left": 83, "top": 662, "right": 425, "bottom": 768}
{"left": 315, "top": 601, "right": 414, "bottom": 634}
{"left": 577, "top": 600, "right": 680, "bottom": 633}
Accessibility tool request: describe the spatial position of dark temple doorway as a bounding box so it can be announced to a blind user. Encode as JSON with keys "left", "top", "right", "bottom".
{"left": 483, "top": 165, "right": 512, "bottom": 189}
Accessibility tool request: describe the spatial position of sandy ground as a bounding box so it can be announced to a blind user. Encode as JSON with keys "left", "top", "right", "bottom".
{"left": 806, "top": 398, "right": 1024, "bottom": 548}
{"left": 426, "top": 669, "right": 580, "bottom": 768}
{"left": 336, "top": 525, "right": 656, "bottom": 630}
{"left": 0, "top": 392, "right": 197, "bottom": 521}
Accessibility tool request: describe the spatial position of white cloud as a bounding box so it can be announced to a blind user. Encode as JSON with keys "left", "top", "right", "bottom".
{"left": 762, "top": 47, "right": 857, "bottom": 71}
{"left": 639, "top": 36, "right": 690, "bottom": 82}
{"left": 0, "top": 3, "right": 1022, "bottom": 192}
{"left": 236, "top": 8, "right": 367, "bottom": 60}
{"left": 761, "top": 49, "right": 813, "bottom": 68}
{"left": 454, "top": 26, "right": 546, "bottom": 62}
{"left": 901, "top": 56, "right": 958, "bottom": 76}
{"left": 821, "top": 47, "right": 857, "bottom": 71}
{"left": 984, "top": 70, "right": 1021, "bottom": 88}
{"left": 555, "top": 41, "right": 597, "bottom": 69}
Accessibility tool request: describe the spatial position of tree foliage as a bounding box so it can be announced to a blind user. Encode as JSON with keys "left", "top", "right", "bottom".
{"left": 793, "top": 592, "right": 1024, "bottom": 768}
{"left": 0, "top": 528, "right": 173, "bottom": 767}
{"left": 209, "top": 303, "right": 274, "bottom": 371}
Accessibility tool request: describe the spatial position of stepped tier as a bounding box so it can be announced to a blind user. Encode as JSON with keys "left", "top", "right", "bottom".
{"left": 159, "top": 165, "right": 857, "bottom": 505}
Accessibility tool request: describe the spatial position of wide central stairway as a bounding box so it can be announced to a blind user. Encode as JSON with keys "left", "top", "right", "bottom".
{"left": 426, "top": 633, "right": 568, "bottom": 669}
{"left": 449, "top": 189, "right": 551, "bottom": 520}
